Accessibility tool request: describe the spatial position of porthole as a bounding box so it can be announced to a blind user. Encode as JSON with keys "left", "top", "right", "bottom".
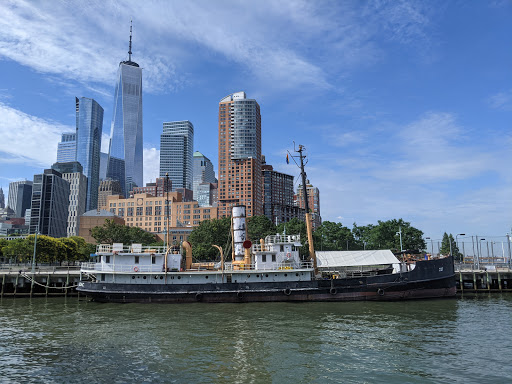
{"left": 256, "top": 274, "right": 259, "bottom": 278}
{"left": 132, "top": 276, "right": 135, "bottom": 279}
{"left": 154, "top": 275, "right": 158, "bottom": 279}
{"left": 265, "top": 274, "right": 269, "bottom": 277}
{"left": 296, "top": 273, "right": 299, "bottom": 276}
{"left": 160, "top": 276, "right": 164, "bottom": 280}
{"left": 143, "top": 276, "right": 147, "bottom": 280}
{"left": 178, "top": 276, "right": 181, "bottom": 279}
{"left": 284, "top": 273, "right": 288, "bottom": 277}
{"left": 205, "top": 276, "right": 209, "bottom": 279}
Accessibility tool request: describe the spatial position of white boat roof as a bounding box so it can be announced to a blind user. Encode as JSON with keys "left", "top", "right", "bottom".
{"left": 316, "top": 250, "right": 399, "bottom": 268}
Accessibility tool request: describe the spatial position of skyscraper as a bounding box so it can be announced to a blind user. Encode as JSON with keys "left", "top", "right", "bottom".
{"left": 76, "top": 97, "right": 104, "bottom": 210}
{"left": 7, "top": 180, "right": 33, "bottom": 218}
{"left": 56, "top": 132, "right": 77, "bottom": 163}
{"left": 29, "top": 169, "right": 70, "bottom": 238}
{"left": 218, "top": 91, "right": 262, "bottom": 217}
{"left": 107, "top": 22, "right": 143, "bottom": 196}
{"left": 0, "top": 187, "right": 4, "bottom": 209}
{"left": 295, "top": 180, "right": 322, "bottom": 230}
{"left": 192, "top": 151, "right": 216, "bottom": 202}
{"left": 52, "top": 162, "right": 87, "bottom": 237}
{"left": 159, "top": 121, "right": 194, "bottom": 190}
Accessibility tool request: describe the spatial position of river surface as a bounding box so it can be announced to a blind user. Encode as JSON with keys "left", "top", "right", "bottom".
{"left": 0, "top": 295, "right": 511, "bottom": 384}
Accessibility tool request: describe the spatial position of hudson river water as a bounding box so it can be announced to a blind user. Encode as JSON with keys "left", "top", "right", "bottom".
{"left": 1, "top": 295, "right": 511, "bottom": 384}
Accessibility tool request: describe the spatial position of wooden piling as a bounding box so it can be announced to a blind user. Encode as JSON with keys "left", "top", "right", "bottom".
{"left": 1, "top": 273, "right": 5, "bottom": 297}
{"left": 45, "top": 274, "right": 50, "bottom": 297}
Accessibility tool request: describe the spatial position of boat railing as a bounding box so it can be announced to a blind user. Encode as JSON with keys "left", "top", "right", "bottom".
{"left": 81, "top": 262, "right": 168, "bottom": 273}
{"left": 96, "top": 244, "right": 173, "bottom": 254}
{"left": 223, "top": 260, "right": 313, "bottom": 271}
{"left": 263, "top": 234, "right": 301, "bottom": 245}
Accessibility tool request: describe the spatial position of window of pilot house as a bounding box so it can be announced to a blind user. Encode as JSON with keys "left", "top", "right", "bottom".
{"left": 272, "top": 254, "right": 276, "bottom": 262}
{"left": 280, "top": 245, "right": 284, "bottom": 252}
{"left": 262, "top": 254, "right": 267, "bottom": 262}
{"left": 105, "top": 255, "right": 110, "bottom": 263}
{"left": 152, "top": 255, "right": 156, "bottom": 264}
{"left": 135, "top": 256, "right": 140, "bottom": 264}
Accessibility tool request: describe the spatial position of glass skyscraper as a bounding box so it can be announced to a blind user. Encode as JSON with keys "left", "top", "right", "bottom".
{"left": 160, "top": 121, "right": 194, "bottom": 190}
{"left": 192, "top": 151, "right": 216, "bottom": 202}
{"left": 76, "top": 97, "right": 104, "bottom": 210}
{"left": 56, "top": 132, "right": 76, "bottom": 163}
{"left": 107, "top": 24, "right": 143, "bottom": 196}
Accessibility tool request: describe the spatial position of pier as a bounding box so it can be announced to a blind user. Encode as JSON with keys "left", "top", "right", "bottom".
{"left": 455, "top": 263, "right": 512, "bottom": 293}
{"left": 0, "top": 264, "right": 81, "bottom": 297}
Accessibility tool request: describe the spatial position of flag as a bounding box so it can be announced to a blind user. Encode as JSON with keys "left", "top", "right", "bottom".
{"left": 286, "top": 154, "right": 289, "bottom": 164}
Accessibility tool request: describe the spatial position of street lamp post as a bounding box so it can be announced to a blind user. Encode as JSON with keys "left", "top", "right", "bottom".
{"left": 426, "top": 237, "right": 434, "bottom": 257}
{"left": 31, "top": 225, "right": 39, "bottom": 275}
{"left": 455, "top": 233, "right": 465, "bottom": 262}
{"left": 396, "top": 226, "right": 403, "bottom": 252}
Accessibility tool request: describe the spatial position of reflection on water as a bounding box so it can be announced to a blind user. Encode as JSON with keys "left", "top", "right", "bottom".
{"left": 0, "top": 296, "right": 511, "bottom": 383}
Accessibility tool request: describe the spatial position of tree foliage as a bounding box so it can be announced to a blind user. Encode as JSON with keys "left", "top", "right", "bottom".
{"left": 90, "top": 219, "right": 156, "bottom": 245}
{"left": 0, "top": 235, "right": 94, "bottom": 264}
{"left": 352, "top": 219, "right": 426, "bottom": 251}
{"left": 187, "top": 217, "right": 232, "bottom": 261}
{"left": 247, "top": 215, "right": 276, "bottom": 243}
{"left": 440, "top": 232, "right": 462, "bottom": 260}
{"left": 314, "top": 221, "right": 357, "bottom": 251}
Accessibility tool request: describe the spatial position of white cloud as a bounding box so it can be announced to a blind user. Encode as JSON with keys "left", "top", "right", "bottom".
{"left": 0, "top": 1, "right": 436, "bottom": 94}
{"left": 0, "top": 102, "right": 71, "bottom": 167}
{"left": 488, "top": 89, "right": 512, "bottom": 111}
{"left": 143, "top": 147, "right": 160, "bottom": 185}
{"left": 101, "top": 133, "right": 110, "bottom": 154}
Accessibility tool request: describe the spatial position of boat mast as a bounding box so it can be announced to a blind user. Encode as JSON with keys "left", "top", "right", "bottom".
{"left": 296, "top": 145, "right": 317, "bottom": 272}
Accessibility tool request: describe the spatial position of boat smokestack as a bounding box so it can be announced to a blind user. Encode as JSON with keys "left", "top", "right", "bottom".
{"left": 182, "top": 241, "right": 192, "bottom": 270}
{"left": 232, "top": 205, "right": 247, "bottom": 262}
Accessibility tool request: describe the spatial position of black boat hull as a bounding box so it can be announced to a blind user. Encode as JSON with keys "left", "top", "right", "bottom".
{"left": 78, "top": 256, "right": 456, "bottom": 303}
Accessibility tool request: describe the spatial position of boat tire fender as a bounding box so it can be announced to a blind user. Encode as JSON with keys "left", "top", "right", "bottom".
{"left": 195, "top": 293, "right": 202, "bottom": 301}
{"left": 237, "top": 291, "right": 243, "bottom": 299}
{"left": 133, "top": 266, "right": 139, "bottom": 272}
{"left": 377, "top": 288, "right": 385, "bottom": 296}
{"left": 330, "top": 288, "right": 337, "bottom": 295}
{"left": 284, "top": 288, "right": 291, "bottom": 296}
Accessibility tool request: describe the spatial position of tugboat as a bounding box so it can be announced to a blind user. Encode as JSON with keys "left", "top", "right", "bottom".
{"left": 77, "top": 145, "right": 456, "bottom": 303}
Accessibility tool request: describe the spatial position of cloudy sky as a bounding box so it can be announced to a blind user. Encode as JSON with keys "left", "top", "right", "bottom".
{"left": 0, "top": 0, "right": 510, "bottom": 242}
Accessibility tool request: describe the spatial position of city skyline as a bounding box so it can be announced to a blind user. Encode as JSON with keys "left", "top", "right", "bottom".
{"left": 0, "top": 1, "right": 510, "bottom": 239}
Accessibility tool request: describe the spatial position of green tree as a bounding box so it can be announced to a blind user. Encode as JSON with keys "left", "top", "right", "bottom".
{"left": 440, "top": 232, "right": 462, "bottom": 260}
{"left": 2, "top": 238, "right": 31, "bottom": 262}
{"left": 247, "top": 215, "right": 276, "bottom": 243}
{"left": 187, "top": 217, "right": 232, "bottom": 261}
{"left": 352, "top": 219, "right": 425, "bottom": 251}
{"left": 314, "top": 221, "right": 356, "bottom": 251}
{"left": 90, "top": 219, "right": 156, "bottom": 245}
{"left": 57, "top": 237, "right": 79, "bottom": 263}
{"left": 0, "top": 238, "right": 8, "bottom": 258}
{"left": 69, "top": 236, "right": 96, "bottom": 261}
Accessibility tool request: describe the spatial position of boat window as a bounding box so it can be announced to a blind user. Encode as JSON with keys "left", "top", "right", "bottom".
{"left": 262, "top": 254, "right": 266, "bottom": 262}
{"left": 280, "top": 245, "right": 284, "bottom": 252}
{"left": 105, "top": 255, "right": 110, "bottom": 264}
{"left": 135, "top": 256, "right": 139, "bottom": 264}
{"left": 272, "top": 255, "right": 276, "bottom": 262}
{"left": 101, "top": 274, "right": 105, "bottom": 281}
{"left": 151, "top": 255, "right": 156, "bottom": 264}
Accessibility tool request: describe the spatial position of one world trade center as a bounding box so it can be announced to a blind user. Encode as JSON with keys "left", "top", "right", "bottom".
{"left": 107, "top": 22, "right": 143, "bottom": 196}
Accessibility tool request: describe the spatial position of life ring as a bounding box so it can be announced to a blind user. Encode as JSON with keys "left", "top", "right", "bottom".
{"left": 286, "top": 253, "right": 291, "bottom": 259}
{"left": 330, "top": 288, "right": 337, "bottom": 295}
{"left": 377, "top": 288, "right": 385, "bottom": 296}
{"left": 133, "top": 266, "right": 139, "bottom": 272}
{"left": 284, "top": 288, "right": 291, "bottom": 296}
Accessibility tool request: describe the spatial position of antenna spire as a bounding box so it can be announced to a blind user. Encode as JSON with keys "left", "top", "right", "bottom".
{"left": 128, "top": 19, "right": 133, "bottom": 61}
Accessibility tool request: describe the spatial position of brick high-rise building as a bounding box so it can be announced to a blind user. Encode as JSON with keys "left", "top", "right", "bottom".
{"left": 294, "top": 180, "right": 321, "bottom": 230}
{"left": 218, "top": 91, "right": 262, "bottom": 218}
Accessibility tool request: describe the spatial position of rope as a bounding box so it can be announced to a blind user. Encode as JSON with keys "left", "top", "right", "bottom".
{"left": 21, "top": 274, "right": 79, "bottom": 289}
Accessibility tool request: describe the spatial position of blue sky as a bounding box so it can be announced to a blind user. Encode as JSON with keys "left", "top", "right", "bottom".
{"left": 0, "top": 0, "right": 510, "bottom": 242}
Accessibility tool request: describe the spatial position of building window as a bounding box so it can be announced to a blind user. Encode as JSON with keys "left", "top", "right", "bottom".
{"left": 136, "top": 207, "right": 143, "bottom": 216}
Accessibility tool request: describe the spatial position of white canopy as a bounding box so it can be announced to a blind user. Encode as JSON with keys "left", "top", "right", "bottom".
{"left": 316, "top": 250, "right": 399, "bottom": 268}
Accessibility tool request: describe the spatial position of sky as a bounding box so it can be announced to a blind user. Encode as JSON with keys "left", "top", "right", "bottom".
{"left": 0, "top": 0, "right": 510, "bottom": 243}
